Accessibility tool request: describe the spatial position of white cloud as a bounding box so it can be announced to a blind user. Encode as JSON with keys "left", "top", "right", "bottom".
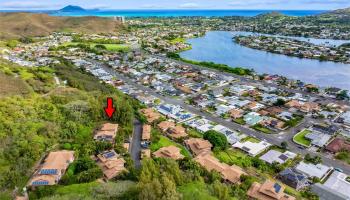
{"left": 0, "top": 1, "right": 61, "bottom": 9}
{"left": 179, "top": 3, "right": 200, "bottom": 8}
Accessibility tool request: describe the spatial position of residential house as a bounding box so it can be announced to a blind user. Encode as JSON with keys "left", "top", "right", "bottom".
{"left": 247, "top": 180, "right": 296, "bottom": 200}
{"left": 260, "top": 150, "right": 297, "bottom": 164}
{"left": 185, "top": 138, "right": 212, "bottom": 156}
{"left": 261, "top": 118, "right": 286, "bottom": 130}
{"left": 194, "top": 152, "right": 246, "bottom": 184}
{"left": 153, "top": 146, "right": 184, "bottom": 160}
{"left": 304, "top": 131, "right": 332, "bottom": 148}
{"left": 245, "top": 101, "right": 265, "bottom": 111}
{"left": 295, "top": 161, "right": 332, "bottom": 181}
{"left": 157, "top": 121, "right": 187, "bottom": 139}
{"left": 326, "top": 138, "right": 350, "bottom": 153}
{"left": 244, "top": 112, "right": 264, "bottom": 126}
{"left": 321, "top": 171, "right": 350, "bottom": 199}
{"left": 94, "top": 123, "right": 118, "bottom": 143}
{"left": 233, "top": 140, "right": 271, "bottom": 157}
{"left": 158, "top": 121, "right": 176, "bottom": 132}
{"left": 167, "top": 125, "right": 188, "bottom": 139}
{"left": 229, "top": 108, "right": 244, "bottom": 119}
{"left": 140, "top": 108, "right": 161, "bottom": 123}
{"left": 300, "top": 102, "right": 321, "bottom": 113}
{"left": 312, "top": 183, "right": 350, "bottom": 200}
{"left": 278, "top": 168, "right": 309, "bottom": 190}
{"left": 95, "top": 150, "right": 126, "bottom": 180}
{"left": 337, "top": 111, "right": 350, "bottom": 127}
{"left": 29, "top": 151, "right": 74, "bottom": 186}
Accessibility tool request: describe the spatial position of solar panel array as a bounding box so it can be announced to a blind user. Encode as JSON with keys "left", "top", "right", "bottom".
{"left": 104, "top": 151, "right": 116, "bottom": 159}
{"left": 32, "top": 180, "right": 49, "bottom": 185}
{"left": 40, "top": 169, "right": 58, "bottom": 175}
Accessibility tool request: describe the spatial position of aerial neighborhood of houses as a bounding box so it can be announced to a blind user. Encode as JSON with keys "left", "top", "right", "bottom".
{"left": 3, "top": 24, "right": 350, "bottom": 200}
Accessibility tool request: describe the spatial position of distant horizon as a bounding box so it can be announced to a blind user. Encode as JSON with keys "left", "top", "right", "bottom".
{"left": 0, "top": 7, "right": 331, "bottom": 11}
{"left": 0, "top": 0, "right": 349, "bottom": 11}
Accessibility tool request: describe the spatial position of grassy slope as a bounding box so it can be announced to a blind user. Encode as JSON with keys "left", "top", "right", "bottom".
{"left": 0, "top": 13, "right": 123, "bottom": 39}
{"left": 0, "top": 72, "right": 31, "bottom": 97}
{"left": 178, "top": 181, "right": 218, "bottom": 200}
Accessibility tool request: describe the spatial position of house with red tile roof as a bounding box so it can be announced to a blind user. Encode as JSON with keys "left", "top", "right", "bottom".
{"left": 247, "top": 180, "right": 296, "bottom": 200}
{"left": 326, "top": 138, "right": 350, "bottom": 153}
{"left": 29, "top": 151, "right": 74, "bottom": 186}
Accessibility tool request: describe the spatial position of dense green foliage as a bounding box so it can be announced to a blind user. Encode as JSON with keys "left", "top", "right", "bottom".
{"left": 0, "top": 58, "right": 136, "bottom": 198}
{"left": 203, "top": 130, "right": 228, "bottom": 150}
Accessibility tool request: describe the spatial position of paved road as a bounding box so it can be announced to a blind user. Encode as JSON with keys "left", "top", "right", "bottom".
{"left": 130, "top": 119, "right": 142, "bottom": 169}
{"left": 161, "top": 56, "right": 350, "bottom": 107}
{"left": 96, "top": 60, "right": 350, "bottom": 174}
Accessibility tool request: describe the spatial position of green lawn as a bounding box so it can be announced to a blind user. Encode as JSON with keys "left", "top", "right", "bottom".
{"left": 170, "top": 37, "right": 186, "bottom": 44}
{"left": 150, "top": 135, "right": 191, "bottom": 158}
{"left": 187, "top": 128, "right": 203, "bottom": 138}
{"left": 63, "top": 42, "right": 130, "bottom": 52}
{"left": 293, "top": 129, "right": 311, "bottom": 147}
{"left": 233, "top": 117, "right": 246, "bottom": 125}
{"left": 178, "top": 181, "right": 218, "bottom": 200}
{"left": 54, "top": 182, "right": 100, "bottom": 196}
{"left": 241, "top": 136, "right": 260, "bottom": 143}
{"left": 214, "top": 148, "right": 251, "bottom": 167}
{"left": 251, "top": 124, "right": 272, "bottom": 134}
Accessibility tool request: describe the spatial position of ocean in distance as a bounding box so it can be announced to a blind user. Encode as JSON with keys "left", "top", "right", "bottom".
{"left": 0, "top": 9, "right": 327, "bottom": 17}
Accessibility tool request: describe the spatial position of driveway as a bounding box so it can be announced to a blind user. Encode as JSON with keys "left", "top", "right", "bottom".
{"left": 130, "top": 119, "right": 142, "bottom": 169}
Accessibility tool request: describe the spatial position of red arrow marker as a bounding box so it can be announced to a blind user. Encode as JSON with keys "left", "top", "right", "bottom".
{"left": 104, "top": 97, "right": 115, "bottom": 119}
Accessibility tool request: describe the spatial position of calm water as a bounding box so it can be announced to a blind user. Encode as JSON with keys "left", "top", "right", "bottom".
{"left": 180, "top": 31, "right": 350, "bottom": 90}
{"left": 0, "top": 9, "right": 326, "bottom": 17}
{"left": 232, "top": 32, "right": 349, "bottom": 47}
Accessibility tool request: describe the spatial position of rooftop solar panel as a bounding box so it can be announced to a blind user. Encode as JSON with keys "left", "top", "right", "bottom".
{"left": 279, "top": 154, "right": 289, "bottom": 161}
{"left": 104, "top": 151, "right": 116, "bottom": 159}
{"left": 273, "top": 183, "right": 282, "bottom": 193}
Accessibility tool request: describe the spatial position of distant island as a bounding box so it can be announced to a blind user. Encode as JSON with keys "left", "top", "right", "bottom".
{"left": 59, "top": 5, "right": 86, "bottom": 12}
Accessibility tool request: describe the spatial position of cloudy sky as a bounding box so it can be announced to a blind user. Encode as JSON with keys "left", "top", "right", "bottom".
{"left": 0, "top": 0, "right": 349, "bottom": 10}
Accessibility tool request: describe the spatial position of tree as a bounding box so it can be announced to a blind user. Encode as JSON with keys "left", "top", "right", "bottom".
{"left": 211, "top": 180, "right": 230, "bottom": 200}
{"left": 281, "top": 141, "right": 288, "bottom": 150}
{"left": 336, "top": 90, "right": 350, "bottom": 100}
{"left": 75, "top": 157, "right": 97, "bottom": 173}
{"left": 95, "top": 44, "right": 107, "bottom": 50}
{"left": 160, "top": 173, "right": 181, "bottom": 200}
{"left": 304, "top": 154, "right": 322, "bottom": 165}
{"left": 273, "top": 98, "right": 286, "bottom": 106}
{"left": 203, "top": 130, "right": 228, "bottom": 150}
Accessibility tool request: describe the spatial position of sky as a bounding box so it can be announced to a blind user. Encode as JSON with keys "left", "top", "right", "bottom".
{"left": 0, "top": 0, "right": 349, "bottom": 10}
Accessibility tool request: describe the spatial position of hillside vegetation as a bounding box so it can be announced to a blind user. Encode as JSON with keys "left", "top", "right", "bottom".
{"left": 0, "top": 58, "right": 138, "bottom": 199}
{"left": 0, "top": 13, "right": 123, "bottom": 39}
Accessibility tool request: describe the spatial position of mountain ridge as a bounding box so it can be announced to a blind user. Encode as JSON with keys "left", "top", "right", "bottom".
{"left": 59, "top": 5, "right": 86, "bottom": 12}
